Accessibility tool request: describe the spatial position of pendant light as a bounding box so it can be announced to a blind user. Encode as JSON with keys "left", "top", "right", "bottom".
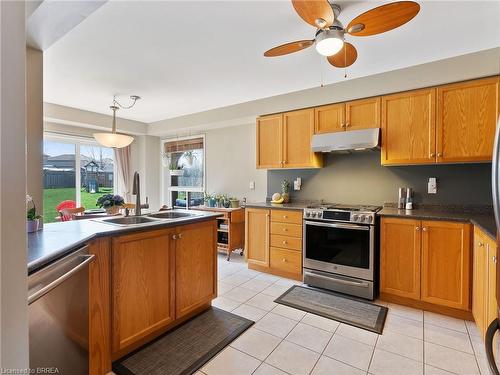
{"left": 93, "top": 95, "right": 140, "bottom": 148}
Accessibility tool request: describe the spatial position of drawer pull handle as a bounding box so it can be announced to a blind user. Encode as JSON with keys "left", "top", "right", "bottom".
{"left": 283, "top": 215, "right": 288, "bottom": 219}
{"left": 282, "top": 258, "right": 287, "bottom": 262}
{"left": 282, "top": 240, "right": 287, "bottom": 245}
{"left": 283, "top": 228, "right": 288, "bottom": 232}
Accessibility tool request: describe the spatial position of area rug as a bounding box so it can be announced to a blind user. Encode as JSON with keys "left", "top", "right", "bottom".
{"left": 275, "top": 285, "right": 387, "bottom": 334}
{"left": 112, "top": 307, "right": 253, "bottom": 375}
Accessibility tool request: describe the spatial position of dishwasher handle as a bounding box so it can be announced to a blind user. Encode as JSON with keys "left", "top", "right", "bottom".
{"left": 28, "top": 254, "right": 95, "bottom": 305}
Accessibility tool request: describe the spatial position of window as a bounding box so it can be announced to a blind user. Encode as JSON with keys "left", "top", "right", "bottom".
{"left": 43, "top": 135, "right": 116, "bottom": 223}
{"left": 162, "top": 136, "right": 205, "bottom": 209}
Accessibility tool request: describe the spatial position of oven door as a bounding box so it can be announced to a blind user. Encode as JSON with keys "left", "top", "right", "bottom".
{"left": 303, "top": 220, "right": 374, "bottom": 281}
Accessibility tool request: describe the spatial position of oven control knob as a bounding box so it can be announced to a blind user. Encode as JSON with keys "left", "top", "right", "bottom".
{"left": 318, "top": 212, "right": 322, "bottom": 218}
{"left": 367, "top": 216, "right": 373, "bottom": 223}
{"left": 305, "top": 211, "right": 310, "bottom": 217}
{"left": 352, "top": 214, "right": 358, "bottom": 221}
{"left": 311, "top": 211, "right": 317, "bottom": 218}
{"left": 360, "top": 215, "right": 366, "bottom": 222}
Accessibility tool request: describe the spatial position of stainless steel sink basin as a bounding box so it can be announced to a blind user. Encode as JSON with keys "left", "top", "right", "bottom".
{"left": 147, "top": 211, "right": 199, "bottom": 219}
{"left": 102, "top": 216, "right": 158, "bottom": 226}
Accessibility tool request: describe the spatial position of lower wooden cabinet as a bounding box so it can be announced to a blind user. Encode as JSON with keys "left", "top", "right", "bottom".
{"left": 175, "top": 221, "right": 217, "bottom": 318}
{"left": 380, "top": 217, "right": 421, "bottom": 300}
{"left": 380, "top": 217, "right": 472, "bottom": 314}
{"left": 111, "top": 229, "right": 176, "bottom": 354}
{"left": 473, "top": 227, "right": 498, "bottom": 339}
{"left": 246, "top": 208, "right": 303, "bottom": 280}
{"left": 110, "top": 221, "right": 217, "bottom": 356}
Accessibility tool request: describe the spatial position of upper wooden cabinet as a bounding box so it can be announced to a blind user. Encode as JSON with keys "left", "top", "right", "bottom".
{"left": 256, "top": 109, "right": 322, "bottom": 169}
{"left": 345, "top": 97, "right": 381, "bottom": 131}
{"left": 420, "top": 221, "right": 471, "bottom": 310}
{"left": 111, "top": 229, "right": 175, "bottom": 354}
{"left": 437, "top": 77, "right": 499, "bottom": 163}
{"left": 382, "top": 76, "right": 499, "bottom": 165}
{"left": 381, "top": 89, "right": 436, "bottom": 165}
{"left": 175, "top": 221, "right": 217, "bottom": 318}
{"left": 314, "top": 98, "right": 380, "bottom": 134}
{"left": 315, "top": 103, "right": 345, "bottom": 133}
{"left": 245, "top": 208, "right": 270, "bottom": 267}
{"left": 380, "top": 217, "right": 421, "bottom": 300}
{"left": 256, "top": 114, "right": 282, "bottom": 169}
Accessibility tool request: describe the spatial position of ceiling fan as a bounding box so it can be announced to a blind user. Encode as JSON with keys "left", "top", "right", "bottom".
{"left": 264, "top": 0, "right": 420, "bottom": 68}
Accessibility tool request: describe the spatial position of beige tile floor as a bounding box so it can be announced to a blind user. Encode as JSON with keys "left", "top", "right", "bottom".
{"left": 199, "top": 253, "right": 497, "bottom": 375}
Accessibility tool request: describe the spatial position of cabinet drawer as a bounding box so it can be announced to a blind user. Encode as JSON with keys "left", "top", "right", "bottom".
{"left": 270, "top": 209, "right": 303, "bottom": 224}
{"left": 270, "top": 222, "right": 302, "bottom": 238}
{"left": 270, "top": 234, "right": 302, "bottom": 251}
{"left": 270, "top": 247, "right": 302, "bottom": 275}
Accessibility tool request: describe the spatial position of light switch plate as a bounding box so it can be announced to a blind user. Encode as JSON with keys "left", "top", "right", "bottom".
{"left": 249, "top": 181, "right": 255, "bottom": 190}
{"left": 428, "top": 177, "right": 437, "bottom": 194}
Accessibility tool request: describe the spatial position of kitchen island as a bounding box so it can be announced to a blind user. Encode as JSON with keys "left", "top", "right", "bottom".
{"left": 28, "top": 211, "right": 221, "bottom": 374}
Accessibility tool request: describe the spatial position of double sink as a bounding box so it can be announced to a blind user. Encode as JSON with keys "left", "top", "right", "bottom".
{"left": 100, "top": 210, "right": 202, "bottom": 226}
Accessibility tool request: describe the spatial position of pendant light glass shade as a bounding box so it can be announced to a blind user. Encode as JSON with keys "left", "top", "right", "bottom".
{"left": 93, "top": 104, "right": 135, "bottom": 148}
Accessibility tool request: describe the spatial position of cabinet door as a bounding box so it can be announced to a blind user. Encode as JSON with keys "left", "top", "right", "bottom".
{"left": 314, "top": 103, "right": 345, "bottom": 134}
{"left": 380, "top": 217, "right": 421, "bottom": 300}
{"left": 112, "top": 229, "right": 175, "bottom": 353}
{"left": 472, "top": 227, "right": 488, "bottom": 337}
{"left": 421, "top": 221, "right": 471, "bottom": 310}
{"left": 245, "top": 208, "right": 270, "bottom": 267}
{"left": 381, "top": 89, "right": 436, "bottom": 165}
{"left": 437, "top": 77, "right": 499, "bottom": 163}
{"left": 345, "top": 97, "right": 381, "bottom": 131}
{"left": 283, "top": 108, "right": 322, "bottom": 168}
{"left": 256, "top": 114, "right": 282, "bottom": 169}
{"left": 487, "top": 236, "right": 498, "bottom": 333}
{"left": 175, "top": 221, "right": 217, "bottom": 318}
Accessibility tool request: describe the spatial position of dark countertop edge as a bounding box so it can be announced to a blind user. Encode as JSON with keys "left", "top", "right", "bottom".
{"left": 27, "top": 213, "right": 223, "bottom": 275}
{"left": 377, "top": 209, "right": 496, "bottom": 241}
{"left": 244, "top": 202, "right": 307, "bottom": 211}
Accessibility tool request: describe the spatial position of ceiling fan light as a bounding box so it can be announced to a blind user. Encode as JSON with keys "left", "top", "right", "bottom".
{"left": 315, "top": 29, "right": 344, "bottom": 56}
{"left": 93, "top": 132, "right": 134, "bottom": 148}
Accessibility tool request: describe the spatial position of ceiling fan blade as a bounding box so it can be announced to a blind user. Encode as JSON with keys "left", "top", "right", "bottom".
{"left": 264, "top": 40, "right": 314, "bottom": 57}
{"left": 291, "top": 0, "right": 335, "bottom": 29}
{"left": 327, "top": 42, "right": 357, "bottom": 68}
{"left": 347, "top": 1, "right": 420, "bottom": 37}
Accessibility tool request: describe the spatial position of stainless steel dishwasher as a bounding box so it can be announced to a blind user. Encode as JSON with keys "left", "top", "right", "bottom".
{"left": 28, "top": 245, "right": 95, "bottom": 374}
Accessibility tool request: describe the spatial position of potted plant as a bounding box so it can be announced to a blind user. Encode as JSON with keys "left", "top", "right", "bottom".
{"left": 169, "top": 162, "right": 184, "bottom": 176}
{"left": 204, "top": 192, "right": 216, "bottom": 207}
{"left": 97, "top": 194, "right": 124, "bottom": 215}
{"left": 229, "top": 197, "right": 240, "bottom": 208}
{"left": 26, "top": 195, "right": 42, "bottom": 233}
{"left": 182, "top": 150, "right": 197, "bottom": 167}
{"left": 281, "top": 179, "right": 290, "bottom": 203}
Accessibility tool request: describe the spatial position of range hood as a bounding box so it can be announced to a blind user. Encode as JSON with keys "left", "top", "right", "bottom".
{"left": 311, "top": 128, "right": 380, "bottom": 152}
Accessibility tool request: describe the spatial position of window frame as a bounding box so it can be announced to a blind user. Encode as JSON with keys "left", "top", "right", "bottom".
{"left": 43, "top": 132, "right": 118, "bottom": 208}
{"left": 160, "top": 134, "right": 206, "bottom": 208}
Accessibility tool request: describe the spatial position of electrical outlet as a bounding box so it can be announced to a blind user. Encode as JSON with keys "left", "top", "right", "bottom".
{"left": 249, "top": 181, "right": 255, "bottom": 190}
{"left": 428, "top": 177, "right": 437, "bottom": 194}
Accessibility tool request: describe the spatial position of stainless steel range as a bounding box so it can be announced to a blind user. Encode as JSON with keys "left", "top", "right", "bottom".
{"left": 303, "top": 203, "right": 381, "bottom": 300}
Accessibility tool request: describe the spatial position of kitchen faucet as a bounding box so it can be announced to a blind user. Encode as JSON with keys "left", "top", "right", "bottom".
{"left": 132, "top": 171, "right": 149, "bottom": 216}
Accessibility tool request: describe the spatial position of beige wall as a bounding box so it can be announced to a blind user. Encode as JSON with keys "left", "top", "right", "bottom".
{"left": 26, "top": 47, "right": 43, "bottom": 221}
{"left": 0, "top": 0, "right": 29, "bottom": 368}
{"left": 205, "top": 124, "right": 266, "bottom": 203}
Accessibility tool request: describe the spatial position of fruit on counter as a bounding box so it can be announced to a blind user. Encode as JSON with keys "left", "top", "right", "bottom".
{"left": 271, "top": 192, "right": 284, "bottom": 204}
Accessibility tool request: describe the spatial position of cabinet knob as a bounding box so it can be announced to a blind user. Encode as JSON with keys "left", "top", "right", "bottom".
{"left": 283, "top": 228, "right": 288, "bottom": 232}
{"left": 479, "top": 242, "right": 485, "bottom": 247}
{"left": 415, "top": 227, "right": 420, "bottom": 231}
{"left": 282, "top": 258, "right": 287, "bottom": 262}
{"left": 493, "top": 256, "right": 497, "bottom": 263}
{"left": 341, "top": 123, "right": 346, "bottom": 128}
{"left": 422, "top": 227, "right": 428, "bottom": 232}
{"left": 282, "top": 240, "right": 288, "bottom": 245}
{"left": 430, "top": 153, "right": 435, "bottom": 158}
{"left": 178, "top": 233, "right": 183, "bottom": 239}
{"left": 283, "top": 215, "right": 288, "bottom": 219}
{"left": 437, "top": 153, "right": 443, "bottom": 157}
{"left": 345, "top": 122, "right": 350, "bottom": 128}
{"left": 172, "top": 234, "right": 177, "bottom": 240}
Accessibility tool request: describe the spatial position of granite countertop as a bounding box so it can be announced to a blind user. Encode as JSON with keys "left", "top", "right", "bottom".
{"left": 378, "top": 207, "right": 496, "bottom": 240}
{"left": 28, "top": 211, "right": 222, "bottom": 274}
{"left": 244, "top": 202, "right": 308, "bottom": 211}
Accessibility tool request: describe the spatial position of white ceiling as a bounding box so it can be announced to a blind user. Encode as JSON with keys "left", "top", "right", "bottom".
{"left": 43, "top": 1, "right": 500, "bottom": 123}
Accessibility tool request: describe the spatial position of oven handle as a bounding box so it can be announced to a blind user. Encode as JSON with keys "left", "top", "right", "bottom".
{"left": 304, "top": 220, "right": 370, "bottom": 231}
{"left": 304, "top": 271, "right": 370, "bottom": 288}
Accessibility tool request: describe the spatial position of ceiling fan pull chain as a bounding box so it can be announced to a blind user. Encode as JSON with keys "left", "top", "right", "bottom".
{"left": 319, "top": 56, "right": 325, "bottom": 88}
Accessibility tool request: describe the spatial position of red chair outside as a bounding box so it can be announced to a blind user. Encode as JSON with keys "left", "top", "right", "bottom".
{"left": 56, "top": 200, "right": 77, "bottom": 222}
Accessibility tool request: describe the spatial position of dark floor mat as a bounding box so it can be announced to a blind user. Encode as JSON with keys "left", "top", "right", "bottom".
{"left": 275, "top": 285, "right": 388, "bottom": 334}
{"left": 112, "top": 307, "right": 253, "bottom": 375}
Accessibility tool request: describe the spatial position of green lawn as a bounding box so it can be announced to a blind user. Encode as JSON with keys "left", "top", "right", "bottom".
{"left": 43, "top": 187, "right": 114, "bottom": 223}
